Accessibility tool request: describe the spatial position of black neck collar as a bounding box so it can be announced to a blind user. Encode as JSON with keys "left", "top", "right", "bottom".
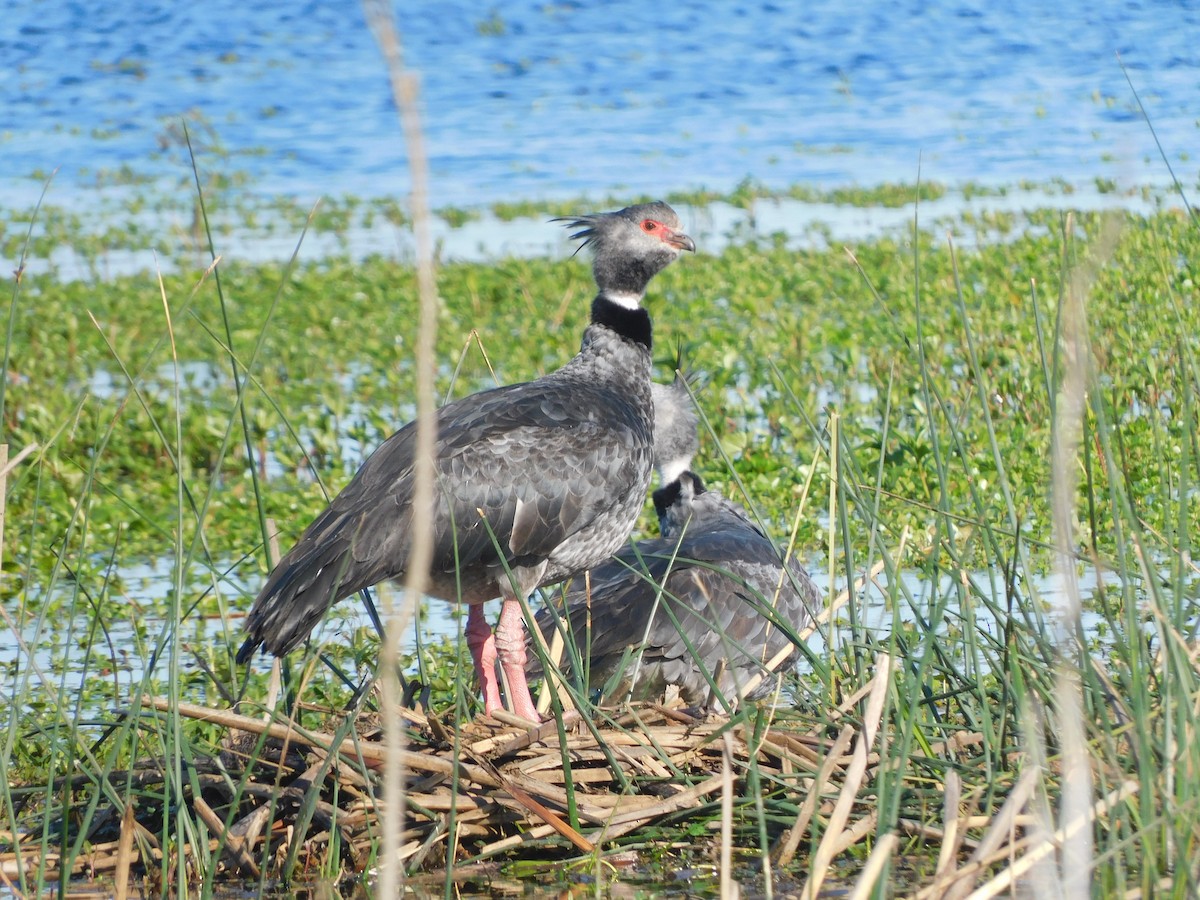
{"left": 652, "top": 481, "right": 682, "bottom": 520}
{"left": 591, "top": 295, "right": 653, "bottom": 349}
{"left": 652, "top": 470, "right": 705, "bottom": 516}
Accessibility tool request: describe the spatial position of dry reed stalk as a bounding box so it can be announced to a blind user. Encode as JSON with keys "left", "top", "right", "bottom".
{"left": 146, "top": 697, "right": 507, "bottom": 789}
{"left": 263, "top": 517, "right": 283, "bottom": 717}
{"left": 719, "top": 731, "right": 735, "bottom": 900}
{"left": 1056, "top": 665, "right": 1091, "bottom": 900}
{"left": 496, "top": 782, "right": 594, "bottom": 853}
{"left": 962, "top": 780, "right": 1138, "bottom": 900}
{"left": 799, "top": 653, "right": 892, "bottom": 900}
{"left": 0, "top": 442, "right": 36, "bottom": 580}
{"left": 477, "top": 822, "right": 560, "bottom": 857}
{"left": 2, "top": 836, "right": 222, "bottom": 881}
{"left": 774, "top": 723, "right": 856, "bottom": 866}
{"left": 362, "top": 2, "right": 439, "bottom": 894}
{"left": 532, "top": 596, "right": 574, "bottom": 716}
{"left": 625, "top": 742, "right": 688, "bottom": 776}
{"left": 849, "top": 832, "right": 899, "bottom": 900}
{"left": 826, "top": 410, "right": 839, "bottom": 669}
{"left": 959, "top": 814, "right": 1039, "bottom": 830}
{"left": 1043, "top": 215, "right": 1121, "bottom": 900}
{"left": 618, "top": 737, "right": 689, "bottom": 779}
{"left": 0, "top": 442, "right": 36, "bottom": 479}
{"left": 392, "top": 836, "right": 427, "bottom": 864}
{"left": 192, "top": 795, "right": 259, "bottom": 875}
{"left": 934, "top": 770, "right": 963, "bottom": 877}
{"left": 565, "top": 792, "right": 666, "bottom": 812}
{"left": 113, "top": 802, "right": 136, "bottom": 900}
{"left": 896, "top": 818, "right": 979, "bottom": 850}
{"left": 467, "top": 709, "right": 581, "bottom": 756}
{"left": 228, "top": 803, "right": 273, "bottom": 861}
{"left": 831, "top": 809, "right": 880, "bottom": 857}
{"left": 485, "top": 774, "right": 608, "bottom": 824}
{"left": 758, "top": 730, "right": 826, "bottom": 765}
{"left": 0, "top": 866, "right": 21, "bottom": 897}
{"left": 594, "top": 774, "right": 726, "bottom": 842}
{"left": 755, "top": 732, "right": 836, "bottom": 773}
{"left": 559, "top": 730, "right": 698, "bottom": 751}
{"left": 511, "top": 762, "right": 618, "bottom": 784}
{"left": 489, "top": 709, "right": 541, "bottom": 730}
{"left": 923, "top": 765, "right": 1040, "bottom": 900}
{"left": 650, "top": 703, "right": 705, "bottom": 724}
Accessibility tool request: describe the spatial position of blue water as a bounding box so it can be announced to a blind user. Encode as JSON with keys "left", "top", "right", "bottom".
{"left": 3, "top": 0, "right": 1198, "bottom": 209}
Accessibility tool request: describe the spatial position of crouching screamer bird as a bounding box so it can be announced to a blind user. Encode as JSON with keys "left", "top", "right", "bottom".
{"left": 529, "top": 383, "right": 817, "bottom": 707}
{"left": 236, "top": 201, "right": 694, "bottom": 722}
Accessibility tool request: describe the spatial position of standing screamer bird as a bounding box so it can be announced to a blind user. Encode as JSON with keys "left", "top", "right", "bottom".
{"left": 236, "top": 201, "right": 694, "bottom": 722}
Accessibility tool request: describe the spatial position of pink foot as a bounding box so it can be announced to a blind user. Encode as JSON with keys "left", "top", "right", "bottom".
{"left": 495, "top": 597, "right": 541, "bottom": 723}
{"left": 466, "top": 604, "right": 503, "bottom": 715}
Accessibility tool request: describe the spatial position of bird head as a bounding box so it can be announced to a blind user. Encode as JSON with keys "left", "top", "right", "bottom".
{"left": 652, "top": 469, "right": 707, "bottom": 537}
{"left": 557, "top": 201, "right": 695, "bottom": 307}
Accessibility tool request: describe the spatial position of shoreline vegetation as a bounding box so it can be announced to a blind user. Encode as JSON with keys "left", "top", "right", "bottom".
{"left": 3, "top": 170, "right": 1199, "bottom": 896}
{"left": 0, "top": 171, "right": 1166, "bottom": 280}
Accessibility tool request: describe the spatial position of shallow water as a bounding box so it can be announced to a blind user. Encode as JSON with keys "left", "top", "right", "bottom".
{"left": 5, "top": 550, "right": 1123, "bottom": 720}
{"left": 10, "top": 183, "right": 1165, "bottom": 284}
{"left": 2, "top": 0, "right": 1197, "bottom": 211}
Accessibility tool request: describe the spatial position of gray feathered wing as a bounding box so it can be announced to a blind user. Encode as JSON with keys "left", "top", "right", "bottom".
{"left": 534, "top": 522, "right": 816, "bottom": 702}
{"left": 238, "top": 377, "right": 650, "bottom": 661}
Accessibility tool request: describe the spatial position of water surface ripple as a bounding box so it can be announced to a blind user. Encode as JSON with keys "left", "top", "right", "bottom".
{"left": 2, "top": 0, "right": 1197, "bottom": 207}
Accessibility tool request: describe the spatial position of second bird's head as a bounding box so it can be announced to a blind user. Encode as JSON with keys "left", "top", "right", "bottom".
{"left": 557, "top": 201, "right": 695, "bottom": 306}
{"left": 652, "top": 469, "right": 707, "bottom": 537}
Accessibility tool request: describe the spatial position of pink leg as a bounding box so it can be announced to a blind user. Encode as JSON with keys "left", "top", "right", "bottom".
{"left": 466, "top": 604, "right": 503, "bottom": 715}
{"left": 494, "top": 596, "right": 541, "bottom": 723}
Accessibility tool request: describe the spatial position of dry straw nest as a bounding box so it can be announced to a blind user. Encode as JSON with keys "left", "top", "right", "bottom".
{"left": 6, "top": 655, "right": 1130, "bottom": 899}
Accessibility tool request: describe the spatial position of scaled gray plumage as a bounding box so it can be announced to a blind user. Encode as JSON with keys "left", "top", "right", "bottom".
{"left": 531, "top": 470, "right": 818, "bottom": 706}
{"left": 649, "top": 373, "right": 700, "bottom": 486}
{"left": 237, "top": 201, "right": 693, "bottom": 722}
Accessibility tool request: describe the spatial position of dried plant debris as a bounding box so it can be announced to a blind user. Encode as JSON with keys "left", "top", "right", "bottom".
{"left": 4, "top": 656, "right": 1136, "bottom": 898}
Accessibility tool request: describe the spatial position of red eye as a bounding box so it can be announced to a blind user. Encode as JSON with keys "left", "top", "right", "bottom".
{"left": 641, "top": 220, "right": 657, "bottom": 232}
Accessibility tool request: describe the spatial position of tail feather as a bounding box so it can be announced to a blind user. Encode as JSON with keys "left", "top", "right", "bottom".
{"left": 236, "top": 536, "right": 367, "bottom": 663}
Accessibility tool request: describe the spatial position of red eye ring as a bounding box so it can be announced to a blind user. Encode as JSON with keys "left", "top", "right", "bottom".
{"left": 641, "top": 219, "right": 658, "bottom": 232}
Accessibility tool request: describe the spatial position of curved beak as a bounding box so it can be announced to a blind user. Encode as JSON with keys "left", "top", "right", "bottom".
{"left": 665, "top": 229, "right": 696, "bottom": 253}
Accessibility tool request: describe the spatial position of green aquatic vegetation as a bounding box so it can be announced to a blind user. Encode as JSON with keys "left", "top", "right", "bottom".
{"left": 435, "top": 205, "right": 480, "bottom": 228}
{"left": 489, "top": 196, "right": 612, "bottom": 222}
{"left": 3, "top": 205, "right": 1199, "bottom": 569}
{"left": 784, "top": 179, "right": 948, "bottom": 206}
{"left": 960, "top": 181, "right": 1009, "bottom": 200}
{"left": 667, "top": 178, "right": 953, "bottom": 210}
{"left": 485, "top": 178, "right": 962, "bottom": 223}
